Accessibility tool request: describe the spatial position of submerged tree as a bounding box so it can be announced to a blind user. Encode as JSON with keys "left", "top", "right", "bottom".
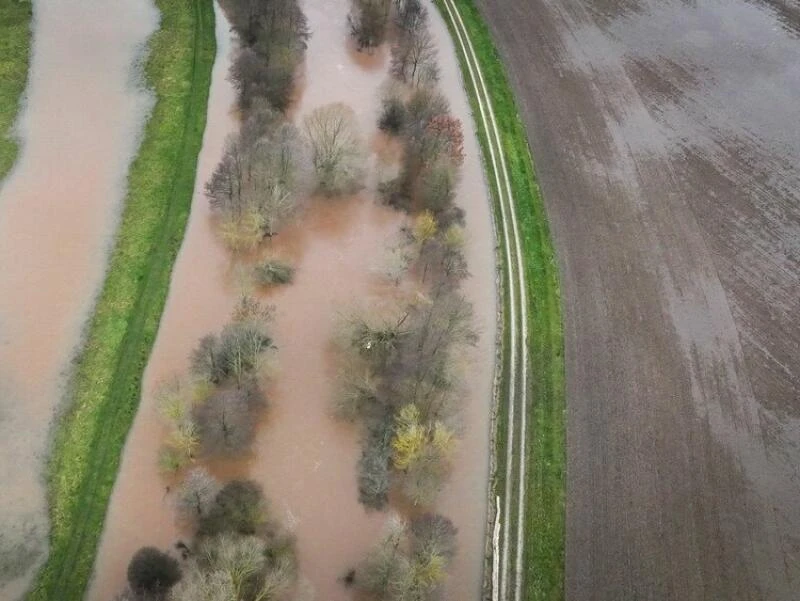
{"left": 194, "top": 384, "right": 264, "bottom": 458}
{"left": 304, "top": 103, "right": 366, "bottom": 196}
{"left": 355, "top": 513, "right": 457, "bottom": 601}
{"left": 207, "top": 123, "right": 308, "bottom": 250}
{"left": 222, "top": 0, "right": 310, "bottom": 111}
{"left": 127, "top": 547, "right": 181, "bottom": 600}
{"left": 390, "top": 22, "right": 439, "bottom": 86}
{"left": 176, "top": 468, "right": 221, "bottom": 526}
{"left": 348, "top": 0, "right": 392, "bottom": 50}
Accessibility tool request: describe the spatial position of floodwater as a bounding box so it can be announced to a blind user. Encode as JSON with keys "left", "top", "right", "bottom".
{"left": 89, "top": 0, "right": 496, "bottom": 599}
{"left": 0, "top": 0, "right": 158, "bottom": 598}
{"left": 476, "top": 0, "right": 800, "bottom": 598}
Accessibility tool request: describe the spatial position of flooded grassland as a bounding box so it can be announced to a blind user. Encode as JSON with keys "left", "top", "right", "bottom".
{"left": 0, "top": 0, "right": 158, "bottom": 597}
{"left": 90, "top": 0, "right": 496, "bottom": 599}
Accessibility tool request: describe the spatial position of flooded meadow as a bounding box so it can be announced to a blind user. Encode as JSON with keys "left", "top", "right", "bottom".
{"left": 0, "top": 0, "right": 158, "bottom": 597}
{"left": 89, "top": 0, "right": 496, "bottom": 599}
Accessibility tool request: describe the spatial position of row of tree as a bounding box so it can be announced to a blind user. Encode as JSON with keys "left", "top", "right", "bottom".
{"left": 115, "top": 0, "right": 319, "bottom": 596}
{"left": 207, "top": 100, "right": 367, "bottom": 253}
{"left": 336, "top": 3, "right": 476, "bottom": 600}
{"left": 339, "top": 0, "right": 474, "bottom": 509}
{"left": 158, "top": 297, "right": 274, "bottom": 472}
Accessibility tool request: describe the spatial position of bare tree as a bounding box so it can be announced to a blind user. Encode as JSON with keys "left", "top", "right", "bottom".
{"left": 223, "top": 0, "right": 310, "bottom": 111}
{"left": 194, "top": 385, "right": 263, "bottom": 458}
{"left": 175, "top": 468, "right": 221, "bottom": 526}
{"left": 207, "top": 124, "right": 307, "bottom": 250}
{"left": 348, "top": 0, "right": 392, "bottom": 51}
{"left": 190, "top": 320, "right": 273, "bottom": 386}
{"left": 304, "top": 103, "right": 365, "bottom": 196}
{"left": 390, "top": 23, "right": 439, "bottom": 86}
{"left": 358, "top": 415, "right": 393, "bottom": 510}
{"left": 393, "top": 0, "right": 427, "bottom": 37}
{"left": 356, "top": 515, "right": 412, "bottom": 598}
{"left": 356, "top": 513, "right": 455, "bottom": 601}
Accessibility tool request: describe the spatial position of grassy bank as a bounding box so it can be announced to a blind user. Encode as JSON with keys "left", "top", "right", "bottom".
{"left": 433, "top": 0, "right": 566, "bottom": 599}
{"left": 28, "top": 0, "right": 216, "bottom": 599}
{"left": 0, "top": 0, "right": 32, "bottom": 182}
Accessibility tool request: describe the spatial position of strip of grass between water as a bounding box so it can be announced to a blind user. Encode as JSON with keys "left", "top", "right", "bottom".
{"left": 28, "top": 0, "right": 216, "bottom": 598}
{"left": 432, "top": 1, "right": 566, "bottom": 599}
{"left": 0, "top": 0, "right": 32, "bottom": 182}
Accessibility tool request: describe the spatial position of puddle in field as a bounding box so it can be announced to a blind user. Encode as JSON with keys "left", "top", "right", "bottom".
{"left": 0, "top": 0, "right": 158, "bottom": 597}
{"left": 89, "top": 0, "right": 496, "bottom": 599}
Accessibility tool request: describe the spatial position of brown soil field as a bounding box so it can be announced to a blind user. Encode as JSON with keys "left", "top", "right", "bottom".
{"left": 474, "top": 0, "right": 800, "bottom": 599}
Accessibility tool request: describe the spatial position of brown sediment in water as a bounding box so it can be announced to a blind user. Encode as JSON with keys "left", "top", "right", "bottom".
{"left": 89, "top": 0, "right": 496, "bottom": 599}
{"left": 0, "top": 0, "right": 158, "bottom": 597}
{"left": 414, "top": 7, "right": 497, "bottom": 600}
{"left": 86, "top": 4, "right": 239, "bottom": 598}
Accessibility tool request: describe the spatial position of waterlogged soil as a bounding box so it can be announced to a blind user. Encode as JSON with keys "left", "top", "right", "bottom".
{"left": 0, "top": 0, "right": 158, "bottom": 597}
{"left": 90, "top": 0, "right": 495, "bottom": 599}
{"left": 475, "top": 0, "right": 800, "bottom": 598}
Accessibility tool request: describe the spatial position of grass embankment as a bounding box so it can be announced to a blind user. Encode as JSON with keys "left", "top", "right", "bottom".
{"left": 0, "top": 0, "right": 32, "bottom": 182}
{"left": 433, "top": 0, "right": 566, "bottom": 599}
{"left": 28, "top": 0, "right": 216, "bottom": 599}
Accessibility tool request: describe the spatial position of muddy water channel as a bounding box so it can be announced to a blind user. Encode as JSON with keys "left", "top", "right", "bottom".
{"left": 0, "top": 1, "right": 157, "bottom": 598}
{"left": 90, "top": 1, "right": 495, "bottom": 599}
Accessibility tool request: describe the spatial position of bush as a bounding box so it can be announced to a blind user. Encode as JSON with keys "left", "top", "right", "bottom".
{"left": 126, "top": 547, "right": 181, "bottom": 599}
{"left": 253, "top": 259, "right": 295, "bottom": 286}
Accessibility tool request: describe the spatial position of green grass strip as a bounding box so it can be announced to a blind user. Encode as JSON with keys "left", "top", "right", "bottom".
{"left": 0, "top": 0, "right": 32, "bottom": 182}
{"left": 433, "top": 1, "right": 566, "bottom": 599}
{"left": 28, "top": 0, "right": 216, "bottom": 598}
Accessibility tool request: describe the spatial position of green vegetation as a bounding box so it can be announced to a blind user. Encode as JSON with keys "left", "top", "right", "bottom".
{"left": 433, "top": 0, "right": 566, "bottom": 598}
{"left": 0, "top": 0, "right": 32, "bottom": 182}
{"left": 29, "top": 0, "right": 216, "bottom": 598}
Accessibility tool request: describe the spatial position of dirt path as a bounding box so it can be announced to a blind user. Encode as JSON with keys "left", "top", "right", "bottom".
{"left": 474, "top": 0, "right": 800, "bottom": 599}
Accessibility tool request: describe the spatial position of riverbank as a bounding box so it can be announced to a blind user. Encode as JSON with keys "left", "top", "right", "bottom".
{"left": 0, "top": 0, "right": 32, "bottom": 181}
{"left": 28, "top": 0, "right": 216, "bottom": 598}
{"left": 433, "top": 1, "right": 566, "bottom": 599}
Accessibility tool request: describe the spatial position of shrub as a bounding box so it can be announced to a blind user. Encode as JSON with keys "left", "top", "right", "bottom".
{"left": 390, "top": 22, "right": 439, "bottom": 86}
{"left": 253, "top": 259, "right": 295, "bottom": 286}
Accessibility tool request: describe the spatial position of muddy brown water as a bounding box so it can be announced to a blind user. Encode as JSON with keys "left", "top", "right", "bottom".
{"left": 89, "top": 0, "right": 496, "bottom": 600}
{"left": 476, "top": 0, "right": 800, "bottom": 598}
{"left": 0, "top": 1, "right": 158, "bottom": 598}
